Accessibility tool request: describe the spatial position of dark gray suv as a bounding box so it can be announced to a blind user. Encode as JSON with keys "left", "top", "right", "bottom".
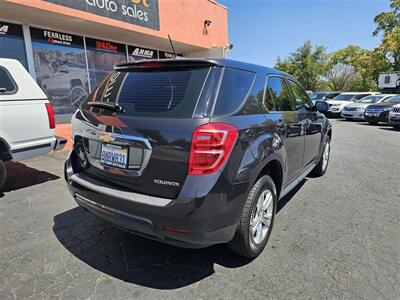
{"left": 65, "top": 59, "right": 331, "bottom": 258}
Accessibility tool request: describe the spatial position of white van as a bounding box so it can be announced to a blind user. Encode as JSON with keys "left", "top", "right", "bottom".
{"left": 0, "top": 58, "right": 65, "bottom": 189}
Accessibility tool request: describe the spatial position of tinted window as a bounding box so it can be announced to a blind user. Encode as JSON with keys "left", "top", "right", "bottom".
{"left": 265, "top": 76, "right": 293, "bottom": 111}
{"left": 287, "top": 79, "right": 313, "bottom": 111}
{"left": 333, "top": 94, "right": 355, "bottom": 101}
{"left": 83, "top": 67, "right": 210, "bottom": 118}
{"left": 213, "top": 68, "right": 255, "bottom": 116}
{"left": 355, "top": 94, "right": 370, "bottom": 100}
{"left": 326, "top": 93, "right": 339, "bottom": 99}
{"left": 0, "top": 68, "right": 16, "bottom": 93}
{"left": 358, "top": 95, "right": 384, "bottom": 103}
{"left": 383, "top": 95, "right": 400, "bottom": 103}
{"left": 310, "top": 93, "right": 327, "bottom": 100}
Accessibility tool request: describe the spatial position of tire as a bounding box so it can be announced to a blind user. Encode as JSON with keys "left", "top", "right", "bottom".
{"left": 393, "top": 125, "right": 400, "bottom": 130}
{"left": 368, "top": 121, "right": 378, "bottom": 125}
{"left": 228, "top": 175, "right": 277, "bottom": 258}
{"left": 310, "top": 136, "right": 331, "bottom": 177}
{"left": 69, "top": 85, "right": 88, "bottom": 108}
{"left": 0, "top": 159, "right": 6, "bottom": 191}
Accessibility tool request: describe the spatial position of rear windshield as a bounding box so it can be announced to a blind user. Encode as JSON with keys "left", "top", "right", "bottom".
{"left": 333, "top": 94, "right": 355, "bottom": 101}
{"left": 357, "top": 95, "right": 384, "bottom": 103}
{"left": 82, "top": 67, "right": 210, "bottom": 118}
{"left": 310, "top": 93, "right": 327, "bottom": 100}
{"left": 383, "top": 95, "right": 400, "bottom": 103}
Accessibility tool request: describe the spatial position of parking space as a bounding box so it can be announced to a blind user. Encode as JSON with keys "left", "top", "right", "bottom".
{"left": 0, "top": 119, "right": 399, "bottom": 299}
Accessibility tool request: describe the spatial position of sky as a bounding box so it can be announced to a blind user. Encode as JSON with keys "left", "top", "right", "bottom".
{"left": 218, "top": 0, "right": 390, "bottom": 67}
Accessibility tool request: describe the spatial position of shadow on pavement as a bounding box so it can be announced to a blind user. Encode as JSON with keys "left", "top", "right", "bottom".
{"left": 53, "top": 181, "right": 304, "bottom": 289}
{"left": 53, "top": 207, "right": 250, "bottom": 289}
{"left": 379, "top": 127, "right": 399, "bottom": 132}
{"left": 0, "top": 162, "right": 60, "bottom": 197}
{"left": 277, "top": 179, "right": 306, "bottom": 213}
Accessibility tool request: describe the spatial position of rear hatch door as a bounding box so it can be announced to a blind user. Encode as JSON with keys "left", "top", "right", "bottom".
{"left": 73, "top": 62, "right": 218, "bottom": 199}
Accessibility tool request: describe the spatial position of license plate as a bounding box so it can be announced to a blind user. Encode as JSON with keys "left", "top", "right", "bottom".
{"left": 100, "top": 144, "right": 128, "bottom": 168}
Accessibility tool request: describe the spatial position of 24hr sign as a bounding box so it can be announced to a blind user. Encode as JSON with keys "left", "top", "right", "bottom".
{"left": 44, "top": 0, "right": 160, "bottom": 30}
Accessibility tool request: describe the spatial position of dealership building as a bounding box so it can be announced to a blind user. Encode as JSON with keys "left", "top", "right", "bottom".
{"left": 0, "top": 0, "right": 229, "bottom": 124}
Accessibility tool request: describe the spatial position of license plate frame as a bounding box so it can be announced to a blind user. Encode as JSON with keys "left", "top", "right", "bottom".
{"left": 100, "top": 143, "right": 129, "bottom": 169}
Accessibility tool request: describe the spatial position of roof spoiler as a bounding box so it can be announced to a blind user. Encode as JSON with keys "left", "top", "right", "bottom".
{"left": 114, "top": 58, "right": 218, "bottom": 71}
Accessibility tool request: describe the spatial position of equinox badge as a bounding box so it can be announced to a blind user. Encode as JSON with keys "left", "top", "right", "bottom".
{"left": 154, "top": 179, "right": 180, "bottom": 187}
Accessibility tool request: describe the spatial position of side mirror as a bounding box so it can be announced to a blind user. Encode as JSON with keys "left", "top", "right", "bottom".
{"left": 315, "top": 100, "right": 329, "bottom": 112}
{"left": 0, "top": 87, "right": 6, "bottom": 93}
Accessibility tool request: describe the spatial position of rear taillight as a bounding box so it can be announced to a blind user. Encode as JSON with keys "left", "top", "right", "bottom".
{"left": 45, "top": 103, "right": 55, "bottom": 129}
{"left": 188, "top": 122, "right": 238, "bottom": 175}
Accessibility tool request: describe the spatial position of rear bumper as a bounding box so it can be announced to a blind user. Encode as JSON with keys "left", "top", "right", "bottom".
{"left": 54, "top": 136, "right": 67, "bottom": 151}
{"left": 64, "top": 150, "right": 246, "bottom": 248}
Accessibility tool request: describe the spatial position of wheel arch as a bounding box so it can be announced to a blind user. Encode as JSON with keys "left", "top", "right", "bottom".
{"left": 256, "top": 159, "right": 284, "bottom": 200}
{"left": 0, "top": 138, "right": 13, "bottom": 161}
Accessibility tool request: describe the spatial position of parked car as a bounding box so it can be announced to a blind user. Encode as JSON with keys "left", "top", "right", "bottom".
{"left": 388, "top": 104, "right": 400, "bottom": 129}
{"left": 0, "top": 58, "right": 66, "bottom": 190}
{"left": 326, "top": 92, "right": 379, "bottom": 117}
{"left": 309, "top": 91, "right": 341, "bottom": 103}
{"left": 341, "top": 94, "right": 396, "bottom": 120}
{"left": 64, "top": 58, "right": 331, "bottom": 258}
{"left": 365, "top": 95, "right": 400, "bottom": 125}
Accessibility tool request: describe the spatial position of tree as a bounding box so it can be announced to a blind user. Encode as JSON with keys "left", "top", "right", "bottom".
{"left": 373, "top": 0, "right": 400, "bottom": 70}
{"left": 326, "top": 45, "right": 390, "bottom": 91}
{"left": 275, "top": 41, "right": 328, "bottom": 91}
{"left": 325, "top": 63, "right": 358, "bottom": 91}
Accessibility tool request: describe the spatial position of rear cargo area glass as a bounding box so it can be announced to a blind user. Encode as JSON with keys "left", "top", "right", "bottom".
{"left": 83, "top": 67, "right": 210, "bottom": 118}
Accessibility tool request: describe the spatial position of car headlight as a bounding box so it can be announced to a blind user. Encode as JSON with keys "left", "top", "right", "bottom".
{"left": 357, "top": 107, "right": 365, "bottom": 111}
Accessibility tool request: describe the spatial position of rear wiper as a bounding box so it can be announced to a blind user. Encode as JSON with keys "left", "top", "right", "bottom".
{"left": 87, "top": 101, "right": 125, "bottom": 113}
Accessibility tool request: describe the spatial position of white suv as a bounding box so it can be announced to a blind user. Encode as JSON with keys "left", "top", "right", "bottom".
{"left": 0, "top": 58, "right": 65, "bottom": 190}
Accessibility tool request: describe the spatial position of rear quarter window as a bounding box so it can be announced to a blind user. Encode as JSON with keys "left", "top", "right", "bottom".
{"left": 83, "top": 67, "right": 210, "bottom": 118}
{"left": 212, "top": 68, "right": 255, "bottom": 116}
{"left": 0, "top": 67, "right": 17, "bottom": 94}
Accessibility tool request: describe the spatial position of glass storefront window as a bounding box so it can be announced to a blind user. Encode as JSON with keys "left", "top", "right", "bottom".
{"left": 127, "top": 45, "right": 158, "bottom": 62}
{"left": 85, "top": 38, "right": 127, "bottom": 91}
{"left": 0, "top": 21, "right": 28, "bottom": 69}
{"left": 30, "top": 27, "right": 88, "bottom": 118}
{"left": 159, "top": 51, "right": 182, "bottom": 59}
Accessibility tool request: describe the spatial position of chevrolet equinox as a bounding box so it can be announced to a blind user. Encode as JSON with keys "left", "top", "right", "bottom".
{"left": 65, "top": 59, "right": 332, "bottom": 258}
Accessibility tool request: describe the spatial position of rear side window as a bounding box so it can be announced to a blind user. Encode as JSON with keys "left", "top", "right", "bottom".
{"left": 83, "top": 67, "right": 210, "bottom": 118}
{"left": 265, "top": 76, "right": 293, "bottom": 111}
{"left": 287, "top": 79, "right": 313, "bottom": 111}
{"left": 0, "top": 67, "right": 17, "bottom": 94}
{"left": 212, "top": 68, "right": 255, "bottom": 116}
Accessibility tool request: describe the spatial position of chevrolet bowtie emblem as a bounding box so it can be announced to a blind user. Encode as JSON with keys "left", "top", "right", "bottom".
{"left": 100, "top": 135, "right": 115, "bottom": 143}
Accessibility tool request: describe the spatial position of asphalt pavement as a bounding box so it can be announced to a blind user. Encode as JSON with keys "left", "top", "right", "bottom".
{"left": 0, "top": 119, "right": 399, "bottom": 299}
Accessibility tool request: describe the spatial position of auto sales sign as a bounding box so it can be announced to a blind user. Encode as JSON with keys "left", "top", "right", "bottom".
{"left": 44, "top": 0, "right": 160, "bottom": 30}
